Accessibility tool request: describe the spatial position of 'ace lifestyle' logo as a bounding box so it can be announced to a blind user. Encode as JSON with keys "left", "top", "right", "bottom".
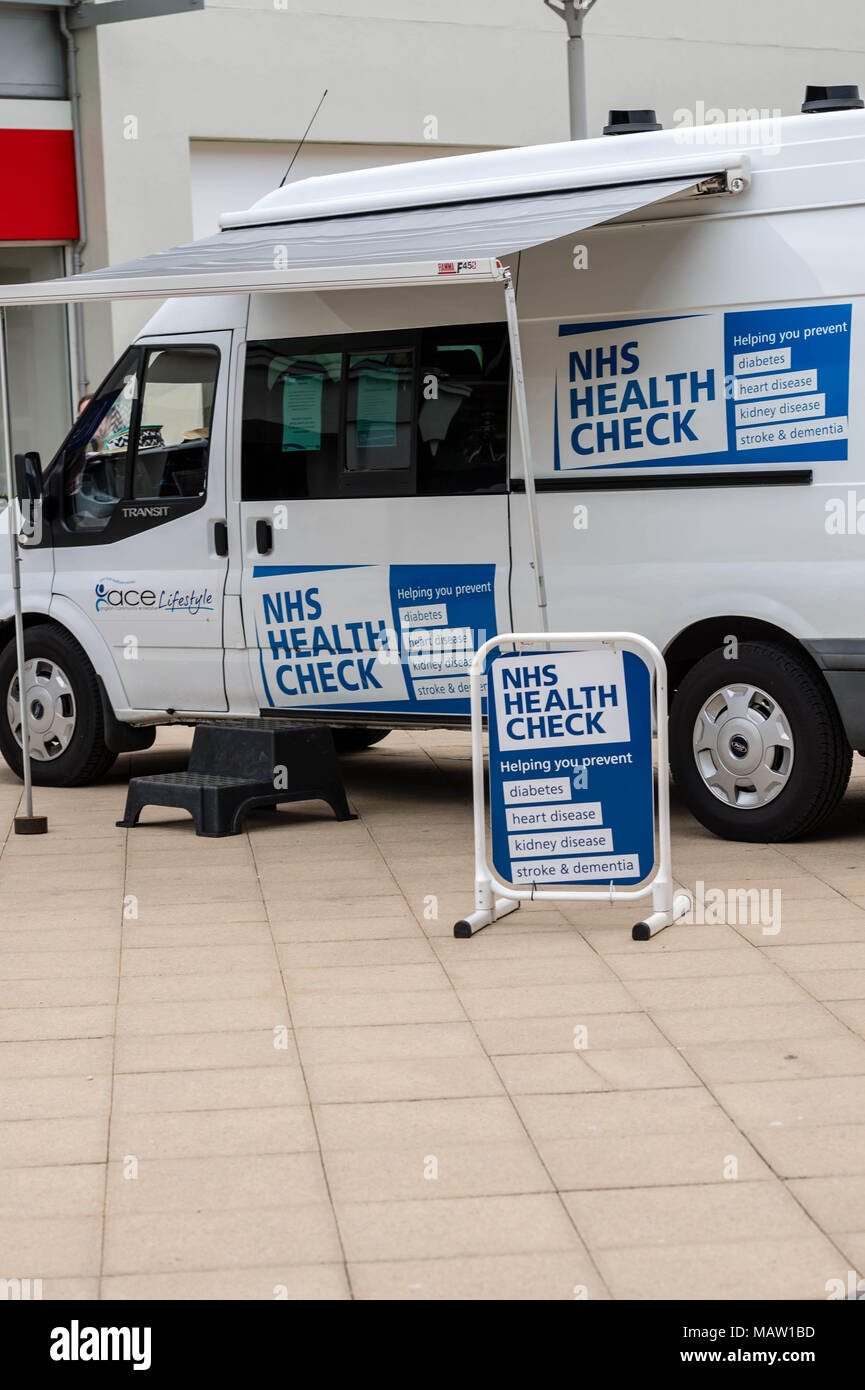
{"left": 95, "top": 578, "right": 213, "bottom": 615}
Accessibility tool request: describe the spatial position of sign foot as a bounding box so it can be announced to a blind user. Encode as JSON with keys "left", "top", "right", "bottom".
{"left": 454, "top": 898, "right": 520, "bottom": 938}
{"left": 632, "top": 891, "right": 691, "bottom": 940}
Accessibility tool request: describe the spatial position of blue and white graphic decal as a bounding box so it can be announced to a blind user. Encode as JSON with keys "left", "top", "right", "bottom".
{"left": 554, "top": 302, "right": 851, "bottom": 471}
{"left": 253, "top": 562, "right": 500, "bottom": 715}
{"left": 487, "top": 647, "right": 655, "bottom": 888}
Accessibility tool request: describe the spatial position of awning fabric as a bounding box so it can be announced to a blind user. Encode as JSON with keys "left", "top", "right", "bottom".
{"left": 0, "top": 175, "right": 697, "bottom": 307}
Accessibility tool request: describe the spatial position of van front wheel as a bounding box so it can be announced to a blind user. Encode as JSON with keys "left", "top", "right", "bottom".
{"left": 0, "top": 625, "right": 117, "bottom": 787}
{"left": 669, "top": 640, "right": 851, "bottom": 842}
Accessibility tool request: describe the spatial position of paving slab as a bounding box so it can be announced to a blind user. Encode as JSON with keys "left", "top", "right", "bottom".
{"left": 1, "top": 729, "right": 864, "bottom": 1299}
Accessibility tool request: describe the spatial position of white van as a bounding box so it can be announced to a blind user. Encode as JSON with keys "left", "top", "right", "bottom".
{"left": 2, "top": 99, "right": 865, "bottom": 844}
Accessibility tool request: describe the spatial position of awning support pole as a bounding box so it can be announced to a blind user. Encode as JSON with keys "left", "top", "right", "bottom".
{"left": 503, "top": 269, "right": 549, "bottom": 632}
{"left": 0, "top": 309, "right": 46, "bottom": 835}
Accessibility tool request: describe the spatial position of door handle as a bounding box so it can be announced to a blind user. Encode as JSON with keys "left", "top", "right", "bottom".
{"left": 255, "top": 519, "right": 274, "bottom": 554}
{"left": 213, "top": 520, "right": 228, "bottom": 557}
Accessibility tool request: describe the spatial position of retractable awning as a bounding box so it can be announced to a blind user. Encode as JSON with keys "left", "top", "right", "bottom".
{"left": 0, "top": 174, "right": 699, "bottom": 306}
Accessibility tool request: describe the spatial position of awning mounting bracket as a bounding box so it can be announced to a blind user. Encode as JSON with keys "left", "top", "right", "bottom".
{"left": 695, "top": 163, "right": 750, "bottom": 197}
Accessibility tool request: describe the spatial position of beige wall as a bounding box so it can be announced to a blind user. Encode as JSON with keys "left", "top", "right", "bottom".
{"left": 188, "top": 140, "right": 493, "bottom": 240}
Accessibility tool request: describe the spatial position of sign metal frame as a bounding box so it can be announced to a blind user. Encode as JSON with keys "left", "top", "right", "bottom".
{"left": 455, "top": 630, "right": 691, "bottom": 940}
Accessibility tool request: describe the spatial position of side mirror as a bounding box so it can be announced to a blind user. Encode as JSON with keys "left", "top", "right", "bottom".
{"left": 14, "top": 451, "right": 43, "bottom": 503}
{"left": 13, "top": 452, "right": 45, "bottom": 542}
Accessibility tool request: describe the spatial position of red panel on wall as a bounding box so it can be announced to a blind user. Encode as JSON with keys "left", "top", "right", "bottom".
{"left": 0, "top": 128, "right": 79, "bottom": 241}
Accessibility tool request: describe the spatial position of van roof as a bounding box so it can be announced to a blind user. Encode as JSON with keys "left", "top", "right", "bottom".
{"left": 219, "top": 109, "right": 865, "bottom": 231}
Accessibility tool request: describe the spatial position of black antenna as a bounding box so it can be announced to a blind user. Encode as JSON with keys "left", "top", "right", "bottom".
{"left": 279, "top": 89, "right": 328, "bottom": 187}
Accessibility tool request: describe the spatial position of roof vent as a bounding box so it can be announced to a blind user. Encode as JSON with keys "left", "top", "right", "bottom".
{"left": 801, "top": 84, "right": 863, "bottom": 113}
{"left": 602, "top": 109, "right": 662, "bottom": 136}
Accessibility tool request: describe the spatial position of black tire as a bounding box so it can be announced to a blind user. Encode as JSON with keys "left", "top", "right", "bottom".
{"left": 330, "top": 726, "right": 391, "bottom": 754}
{"left": 0, "top": 624, "right": 117, "bottom": 787}
{"left": 669, "top": 640, "right": 851, "bottom": 842}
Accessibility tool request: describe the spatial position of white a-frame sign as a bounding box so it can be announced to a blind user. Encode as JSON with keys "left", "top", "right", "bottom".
{"left": 456, "top": 631, "right": 691, "bottom": 941}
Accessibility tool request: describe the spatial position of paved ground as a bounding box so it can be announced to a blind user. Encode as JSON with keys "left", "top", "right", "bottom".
{"left": 1, "top": 727, "right": 865, "bottom": 1301}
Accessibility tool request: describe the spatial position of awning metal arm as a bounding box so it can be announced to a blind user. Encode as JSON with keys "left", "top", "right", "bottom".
{"left": 0, "top": 308, "right": 42, "bottom": 831}
{"left": 502, "top": 268, "right": 549, "bottom": 632}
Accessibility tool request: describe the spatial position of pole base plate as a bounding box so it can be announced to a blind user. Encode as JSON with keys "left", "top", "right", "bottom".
{"left": 14, "top": 814, "right": 48, "bottom": 835}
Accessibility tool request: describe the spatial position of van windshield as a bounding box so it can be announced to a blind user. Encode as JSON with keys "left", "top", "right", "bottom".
{"left": 53, "top": 350, "right": 140, "bottom": 533}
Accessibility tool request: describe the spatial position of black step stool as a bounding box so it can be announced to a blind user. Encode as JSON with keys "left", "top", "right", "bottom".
{"left": 116, "top": 720, "right": 356, "bottom": 837}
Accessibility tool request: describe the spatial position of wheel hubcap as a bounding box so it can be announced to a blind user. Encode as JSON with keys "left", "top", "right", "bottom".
{"left": 7, "top": 658, "right": 77, "bottom": 762}
{"left": 692, "top": 682, "right": 794, "bottom": 810}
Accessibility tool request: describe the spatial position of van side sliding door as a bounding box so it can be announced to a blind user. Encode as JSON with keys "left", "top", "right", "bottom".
{"left": 236, "top": 321, "right": 511, "bottom": 724}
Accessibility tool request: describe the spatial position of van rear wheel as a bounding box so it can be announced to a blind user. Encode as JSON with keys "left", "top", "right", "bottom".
{"left": 669, "top": 640, "right": 851, "bottom": 842}
{"left": 0, "top": 625, "right": 116, "bottom": 787}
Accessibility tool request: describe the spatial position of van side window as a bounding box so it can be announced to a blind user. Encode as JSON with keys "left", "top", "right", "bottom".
{"left": 241, "top": 323, "right": 508, "bottom": 501}
{"left": 246, "top": 347, "right": 341, "bottom": 501}
{"left": 346, "top": 349, "right": 414, "bottom": 474}
{"left": 133, "top": 346, "right": 219, "bottom": 499}
{"left": 417, "top": 326, "right": 509, "bottom": 496}
{"left": 60, "top": 349, "right": 140, "bottom": 533}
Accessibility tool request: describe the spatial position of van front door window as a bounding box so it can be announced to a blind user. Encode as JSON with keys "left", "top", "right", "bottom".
{"left": 53, "top": 344, "right": 221, "bottom": 537}
{"left": 132, "top": 346, "right": 219, "bottom": 500}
